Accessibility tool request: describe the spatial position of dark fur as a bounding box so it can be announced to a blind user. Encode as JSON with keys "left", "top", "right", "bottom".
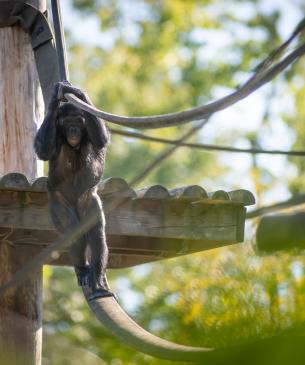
{"left": 35, "top": 82, "right": 112, "bottom": 298}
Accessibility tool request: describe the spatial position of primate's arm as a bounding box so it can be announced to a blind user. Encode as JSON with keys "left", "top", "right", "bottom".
{"left": 34, "top": 83, "right": 61, "bottom": 160}
{"left": 59, "top": 83, "right": 109, "bottom": 149}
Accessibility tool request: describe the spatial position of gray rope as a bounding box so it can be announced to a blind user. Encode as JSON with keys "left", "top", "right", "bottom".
{"left": 50, "top": 0, "right": 305, "bottom": 130}
{"left": 65, "top": 41, "right": 305, "bottom": 129}
{"left": 129, "top": 119, "right": 210, "bottom": 187}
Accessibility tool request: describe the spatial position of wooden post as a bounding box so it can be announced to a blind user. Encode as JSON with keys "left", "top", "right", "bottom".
{"left": 0, "top": 1, "right": 46, "bottom": 364}
{"left": 0, "top": 245, "right": 43, "bottom": 365}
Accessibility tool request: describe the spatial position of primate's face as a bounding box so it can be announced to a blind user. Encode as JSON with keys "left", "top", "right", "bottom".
{"left": 63, "top": 117, "right": 85, "bottom": 147}
{"left": 59, "top": 103, "right": 85, "bottom": 147}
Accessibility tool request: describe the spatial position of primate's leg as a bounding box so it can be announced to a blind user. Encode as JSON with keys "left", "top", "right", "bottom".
{"left": 78, "top": 190, "right": 114, "bottom": 300}
{"left": 49, "top": 191, "right": 89, "bottom": 286}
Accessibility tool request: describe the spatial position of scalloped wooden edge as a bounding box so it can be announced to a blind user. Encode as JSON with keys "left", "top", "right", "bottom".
{"left": 0, "top": 173, "right": 255, "bottom": 206}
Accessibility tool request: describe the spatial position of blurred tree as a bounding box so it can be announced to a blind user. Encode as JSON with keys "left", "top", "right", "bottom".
{"left": 43, "top": 245, "right": 305, "bottom": 365}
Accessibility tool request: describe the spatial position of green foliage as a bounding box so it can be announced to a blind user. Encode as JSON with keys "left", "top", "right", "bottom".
{"left": 43, "top": 244, "right": 305, "bottom": 364}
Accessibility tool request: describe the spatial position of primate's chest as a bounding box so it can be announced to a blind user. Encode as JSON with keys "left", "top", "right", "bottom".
{"left": 57, "top": 144, "right": 82, "bottom": 173}
{"left": 52, "top": 142, "right": 103, "bottom": 184}
{"left": 48, "top": 142, "right": 104, "bottom": 199}
{"left": 53, "top": 144, "right": 98, "bottom": 187}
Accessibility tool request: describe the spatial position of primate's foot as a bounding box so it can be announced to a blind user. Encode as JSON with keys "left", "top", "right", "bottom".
{"left": 88, "top": 287, "right": 118, "bottom": 302}
{"left": 75, "top": 266, "right": 90, "bottom": 286}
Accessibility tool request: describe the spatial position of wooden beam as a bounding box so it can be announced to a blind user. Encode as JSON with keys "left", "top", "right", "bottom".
{"left": 0, "top": 14, "right": 44, "bottom": 178}
{"left": 0, "top": 243, "right": 42, "bottom": 365}
{"left": 0, "top": 186, "right": 248, "bottom": 268}
{"left": 2, "top": 233, "right": 234, "bottom": 269}
{"left": 0, "top": 174, "right": 254, "bottom": 268}
{"left": 0, "top": 190, "right": 241, "bottom": 238}
{"left": 256, "top": 210, "right": 305, "bottom": 252}
{"left": 0, "top": 2, "right": 45, "bottom": 363}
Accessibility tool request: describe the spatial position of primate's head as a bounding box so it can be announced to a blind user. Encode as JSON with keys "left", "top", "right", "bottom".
{"left": 58, "top": 103, "right": 86, "bottom": 147}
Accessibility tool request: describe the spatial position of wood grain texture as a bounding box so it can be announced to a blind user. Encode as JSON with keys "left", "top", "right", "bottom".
{"left": 0, "top": 190, "right": 240, "bottom": 238}
{"left": 256, "top": 211, "right": 305, "bottom": 252}
{"left": 0, "top": 10, "right": 45, "bottom": 364}
{"left": 0, "top": 173, "right": 256, "bottom": 206}
{"left": 0, "top": 189, "right": 245, "bottom": 268}
{"left": 0, "top": 243, "right": 42, "bottom": 365}
{"left": 0, "top": 230, "right": 235, "bottom": 268}
{"left": 0, "top": 25, "right": 44, "bottom": 179}
{"left": 169, "top": 185, "right": 208, "bottom": 199}
{"left": 137, "top": 185, "right": 170, "bottom": 199}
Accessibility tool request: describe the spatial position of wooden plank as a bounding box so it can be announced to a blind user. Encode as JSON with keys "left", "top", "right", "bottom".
{"left": 136, "top": 185, "right": 170, "bottom": 199}
{"left": 0, "top": 243, "right": 42, "bottom": 365}
{"left": 0, "top": 187, "right": 244, "bottom": 271}
{"left": 0, "top": 229, "right": 238, "bottom": 268}
{"left": 228, "top": 189, "right": 255, "bottom": 206}
{"left": 256, "top": 211, "right": 305, "bottom": 252}
{"left": 236, "top": 207, "right": 246, "bottom": 242}
{"left": 0, "top": 190, "right": 239, "bottom": 240}
{"left": 106, "top": 200, "right": 238, "bottom": 240}
{"left": 98, "top": 177, "right": 136, "bottom": 197}
{"left": 0, "top": 28, "right": 44, "bottom": 178}
{"left": 169, "top": 185, "right": 208, "bottom": 199}
{"left": 0, "top": 183, "right": 250, "bottom": 268}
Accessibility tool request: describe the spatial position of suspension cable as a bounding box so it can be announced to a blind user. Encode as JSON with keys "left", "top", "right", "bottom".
{"left": 247, "top": 195, "right": 305, "bottom": 219}
{"left": 110, "top": 128, "right": 305, "bottom": 156}
{"left": 129, "top": 118, "right": 210, "bottom": 187}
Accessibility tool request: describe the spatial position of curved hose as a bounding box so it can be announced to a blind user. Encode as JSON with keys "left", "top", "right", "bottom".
{"left": 66, "top": 41, "right": 305, "bottom": 129}
{"left": 82, "top": 287, "right": 213, "bottom": 362}
{"left": 82, "top": 286, "right": 305, "bottom": 364}
{"left": 51, "top": 0, "right": 305, "bottom": 130}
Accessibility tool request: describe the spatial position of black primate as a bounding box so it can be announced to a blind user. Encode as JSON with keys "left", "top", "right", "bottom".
{"left": 35, "top": 81, "right": 113, "bottom": 300}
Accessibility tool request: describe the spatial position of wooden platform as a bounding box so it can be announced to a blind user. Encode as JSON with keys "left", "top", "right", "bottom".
{"left": 0, "top": 173, "right": 255, "bottom": 268}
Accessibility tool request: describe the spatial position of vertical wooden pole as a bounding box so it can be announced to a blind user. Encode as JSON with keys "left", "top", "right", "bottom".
{"left": 0, "top": 1, "right": 46, "bottom": 364}
{"left": 0, "top": 20, "right": 44, "bottom": 177}
{"left": 0, "top": 245, "right": 43, "bottom": 365}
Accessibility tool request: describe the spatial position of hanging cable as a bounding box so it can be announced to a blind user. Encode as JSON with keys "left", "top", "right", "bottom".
{"left": 110, "top": 128, "right": 305, "bottom": 157}
{"left": 246, "top": 195, "right": 305, "bottom": 219}
{"left": 129, "top": 118, "right": 210, "bottom": 187}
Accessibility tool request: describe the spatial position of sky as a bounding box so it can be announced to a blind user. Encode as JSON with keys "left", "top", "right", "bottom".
{"left": 59, "top": 0, "right": 304, "bottom": 208}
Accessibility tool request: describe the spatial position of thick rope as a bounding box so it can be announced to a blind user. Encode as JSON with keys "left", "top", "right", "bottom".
{"left": 50, "top": 0, "right": 305, "bottom": 129}
{"left": 65, "top": 41, "right": 305, "bottom": 129}
{"left": 83, "top": 286, "right": 212, "bottom": 362}
{"left": 65, "top": 17, "right": 305, "bottom": 129}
